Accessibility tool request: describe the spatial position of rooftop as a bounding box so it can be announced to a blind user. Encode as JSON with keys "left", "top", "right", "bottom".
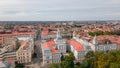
{"left": 67, "top": 40, "right": 84, "bottom": 51}
{"left": 19, "top": 40, "right": 30, "bottom": 50}
{"left": 43, "top": 40, "right": 60, "bottom": 53}
{"left": 0, "top": 32, "right": 34, "bottom": 37}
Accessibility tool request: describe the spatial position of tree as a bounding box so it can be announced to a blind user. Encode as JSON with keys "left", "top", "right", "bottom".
{"left": 60, "top": 61, "right": 66, "bottom": 68}
{"left": 82, "top": 51, "right": 96, "bottom": 68}
{"left": 61, "top": 53, "right": 65, "bottom": 61}
{"left": 50, "top": 52, "right": 75, "bottom": 68}
{"left": 50, "top": 63, "right": 60, "bottom": 68}
{"left": 110, "top": 63, "right": 120, "bottom": 68}
{"left": 65, "top": 53, "right": 75, "bottom": 61}
{"left": 104, "top": 31, "right": 111, "bottom": 35}
{"left": 15, "top": 61, "right": 24, "bottom": 68}
{"left": 85, "top": 51, "right": 95, "bottom": 59}
{"left": 64, "top": 53, "right": 75, "bottom": 68}
{"left": 32, "top": 52, "right": 37, "bottom": 58}
{"left": 88, "top": 30, "right": 120, "bottom": 36}
{"left": 80, "top": 60, "right": 92, "bottom": 68}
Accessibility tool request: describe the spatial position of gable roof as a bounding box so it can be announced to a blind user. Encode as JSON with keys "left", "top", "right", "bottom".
{"left": 44, "top": 40, "right": 60, "bottom": 53}
{"left": 67, "top": 40, "right": 84, "bottom": 51}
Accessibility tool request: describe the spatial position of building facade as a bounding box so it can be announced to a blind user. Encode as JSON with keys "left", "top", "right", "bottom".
{"left": 0, "top": 35, "right": 34, "bottom": 64}
{"left": 42, "top": 30, "right": 117, "bottom": 65}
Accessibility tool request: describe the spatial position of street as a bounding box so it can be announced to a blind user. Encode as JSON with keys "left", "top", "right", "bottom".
{"left": 25, "top": 29, "right": 43, "bottom": 68}
{"left": 34, "top": 29, "right": 43, "bottom": 67}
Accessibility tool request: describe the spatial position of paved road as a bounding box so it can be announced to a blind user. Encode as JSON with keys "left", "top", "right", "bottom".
{"left": 35, "top": 40, "right": 42, "bottom": 62}
{"left": 25, "top": 29, "right": 43, "bottom": 68}
{"left": 34, "top": 29, "right": 43, "bottom": 67}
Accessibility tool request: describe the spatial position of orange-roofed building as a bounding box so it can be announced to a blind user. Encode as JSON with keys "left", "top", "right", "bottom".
{"left": 41, "top": 29, "right": 57, "bottom": 40}
{"left": 107, "top": 37, "right": 120, "bottom": 50}
{"left": 66, "top": 40, "right": 84, "bottom": 51}
{"left": 42, "top": 29, "right": 86, "bottom": 65}
{"left": 7, "top": 58, "right": 15, "bottom": 64}
{"left": 16, "top": 36, "right": 34, "bottom": 63}
{"left": 42, "top": 30, "right": 118, "bottom": 65}
{"left": 41, "top": 30, "right": 49, "bottom": 36}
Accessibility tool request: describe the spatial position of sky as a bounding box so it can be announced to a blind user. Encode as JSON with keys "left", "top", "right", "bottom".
{"left": 0, "top": 0, "right": 120, "bottom": 21}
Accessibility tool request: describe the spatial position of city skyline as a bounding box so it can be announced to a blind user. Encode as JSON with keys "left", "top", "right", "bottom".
{"left": 0, "top": 0, "right": 120, "bottom": 21}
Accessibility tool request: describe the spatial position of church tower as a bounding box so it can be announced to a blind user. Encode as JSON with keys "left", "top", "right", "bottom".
{"left": 55, "top": 28, "right": 66, "bottom": 53}
{"left": 56, "top": 28, "right": 62, "bottom": 39}
{"left": 73, "top": 31, "right": 76, "bottom": 38}
{"left": 92, "top": 35, "right": 98, "bottom": 46}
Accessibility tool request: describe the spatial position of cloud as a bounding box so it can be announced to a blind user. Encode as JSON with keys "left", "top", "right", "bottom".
{"left": 0, "top": 0, "right": 120, "bottom": 21}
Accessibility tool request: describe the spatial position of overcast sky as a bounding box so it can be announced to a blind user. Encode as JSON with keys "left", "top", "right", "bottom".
{"left": 0, "top": 0, "right": 120, "bottom": 21}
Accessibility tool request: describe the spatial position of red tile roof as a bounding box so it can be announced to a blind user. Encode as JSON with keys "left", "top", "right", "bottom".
{"left": 44, "top": 39, "right": 84, "bottom": 53}
{"left": 41, "top": 30, "right": 49, "bottom": 35}
{"left": 0, "top": 32, "right": 34, "bottom": 37}
{"left": 44, "top": 41, "right": 60, "bottom": 53}
{"left": 0, "top": 58, "right": 15, "bottom": 64}
{"left": 67, "top": 40, "right": 84, "bottom": 51}
{"left": 19, "top": 40, "right": 29, "bottom": 50}
{"left": 108, "top": 37, "right": 120, "bottom": 44}
{"left": 7, "top": 58, "right": 15, "bottom": 64}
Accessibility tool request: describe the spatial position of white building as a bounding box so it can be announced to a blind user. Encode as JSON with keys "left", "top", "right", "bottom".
{"left": 67, "top": 31, "right": 91, "bottom": 61}
{"left": 88, "top": 35, "right": 117, "bottom": 51}
{"left": 42, "top": 30, "right": 117, "bottom": 65}
{"left": 42, "top": 29, "right": 66, "bottom": 65}
{"left": 42, "top": 29, "right": 86, "bottom": 65}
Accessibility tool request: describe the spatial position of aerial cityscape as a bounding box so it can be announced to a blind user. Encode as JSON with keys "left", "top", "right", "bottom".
{"left": 0, "top": 0, "right": 120, "bottom": 68}
{"left": 0, "top": 21, "right": 119, "bottom": 68}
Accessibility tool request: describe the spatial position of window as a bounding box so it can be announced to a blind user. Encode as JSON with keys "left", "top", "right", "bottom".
{"left": 47, "top": 61, "right": 49, "bottom": 63}
{"left": 111, "top": 45, "right": 116, "bottom": 50}
{"left": 23, "top": 56, "right": 25, "bottom": 58}
{"left": 99, "top": 46, "right": 103, "bottom": 50}
{"left": 46, "top": 56, "right": 49, "bottom": 59}
{"left": 19, "top": 57, "right": 20, "bottom": 59}
{"left": 27, "top": 53, "right": 29, "bottom": 55}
